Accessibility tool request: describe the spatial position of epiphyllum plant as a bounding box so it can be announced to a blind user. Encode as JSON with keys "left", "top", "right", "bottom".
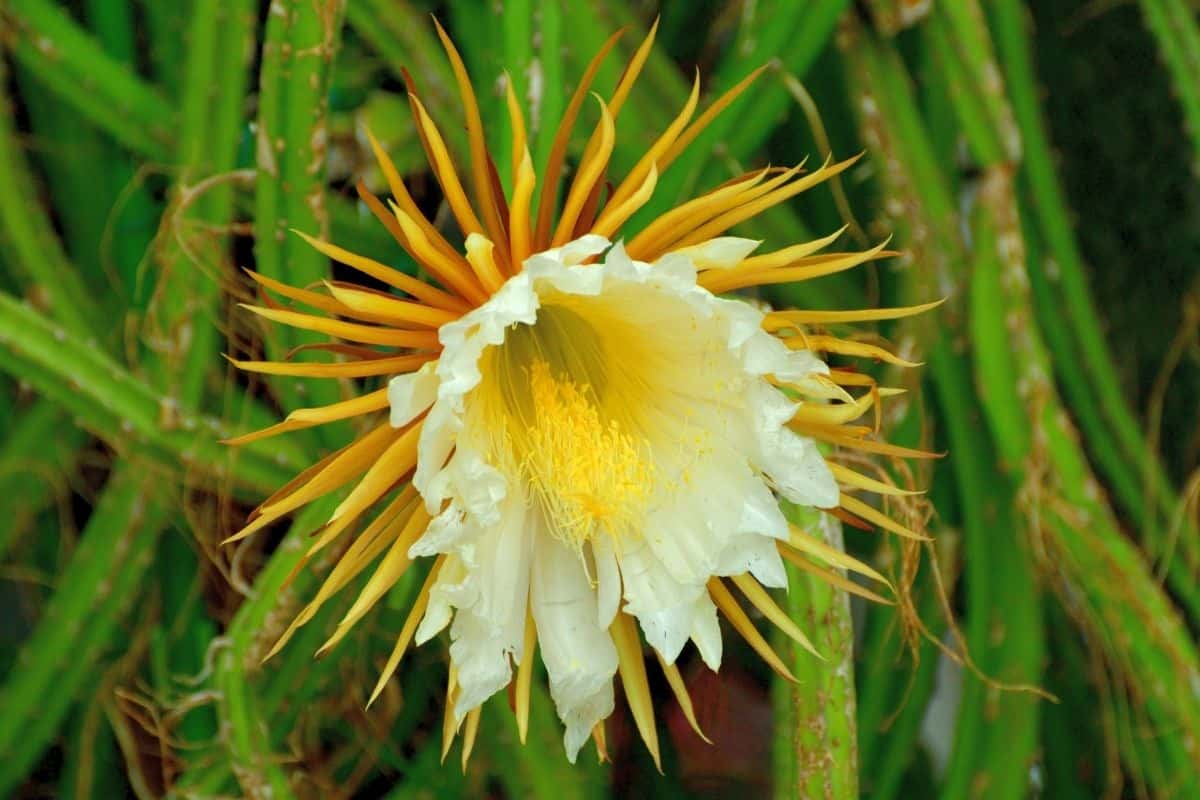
{"left": 226, "top": 21, "right": 933, "bottom": 765}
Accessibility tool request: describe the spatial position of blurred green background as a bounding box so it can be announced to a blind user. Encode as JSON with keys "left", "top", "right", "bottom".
{"left": 1, "top": 1, "right": 1198, "bottom": 798}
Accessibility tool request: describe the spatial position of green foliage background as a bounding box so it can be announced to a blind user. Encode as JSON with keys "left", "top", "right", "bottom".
{"left": 1, "top": 0, "right": 1198, "bottom": 797}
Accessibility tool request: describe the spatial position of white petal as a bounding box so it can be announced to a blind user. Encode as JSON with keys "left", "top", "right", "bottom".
{"left": 449, "top": 493, "right": 533, "bottom": 720}
{"left": 689, "top": 593, "right": 723, "bottom": 671}
{"left": 715, "top": 532, "right": 788, "bottom": 588}
{"left": 747, "top": 382, "right": 839, "bottom": 509}
{"left": 531, "top": 528, "right": 617, "bottom": 761}
{"left": 434, "top": 273, "right": 539, "bottom": 398}
{"left": 426, "top": 447, "right": 507, "bottom": 526}
{"left": 673, "top": 237, "right": 762, "bottom": 269}
{"left": 413, "top": 402, "right": 461, "bottom": 510}
{"left": 409, "top": 501, "right": 471, "bottom": 558}
{"left": 617, "top": 538, "right": 705, "bottom": 663}
{"left": 771, "top": 347, "right": 831, "bottom": 384}
{"left": 558, "top": 234, "right": 611, "bottom": 265}
{"left": 388, "top": 361, "right": 439, "bottom": 428}
{"left": 763, "top": 432, "right": 839, "bottom": 508}
{"left": 740, "top": 476, "right": 790, "bottom": 540}
{"left": 415, "top": 555, "right": 466, "bottom": 644}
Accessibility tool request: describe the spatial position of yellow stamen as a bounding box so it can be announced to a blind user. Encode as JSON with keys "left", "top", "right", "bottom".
{"left": 520, "top": 360, "right": 652, "bottom": 549}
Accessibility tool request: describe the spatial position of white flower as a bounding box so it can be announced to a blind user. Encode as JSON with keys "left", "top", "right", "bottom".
{"left": 227, "top": 18, "right": 928, "bottom": 770}
{"left": 387, "top": 236, "right": 837, "bottom": 759}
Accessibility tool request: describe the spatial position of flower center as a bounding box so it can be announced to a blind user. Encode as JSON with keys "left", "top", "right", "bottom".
{"left": 484, "top": 304, "right": 654, "bottom": 549}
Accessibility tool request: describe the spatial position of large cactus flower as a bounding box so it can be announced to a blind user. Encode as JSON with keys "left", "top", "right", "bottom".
{"left": 226, "top": 20, "right": 932, "bottom": 766}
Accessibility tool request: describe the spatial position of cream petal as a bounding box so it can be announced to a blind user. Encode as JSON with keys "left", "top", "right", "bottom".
{"left": 413, "top": 402, "right": 461, "bottom": 509}
{"left": 449, "top": 493, "right": 533, "bottom": 720}
{"left": 772, "top": 347, "right": 830, "bottom": 384}
{"left": 415, "top": 555, "right": 466, "bottom": 644}
{"left": 531, "top": 527, "right": 617, "bottom": 761}
{"left": 673, "top": 237, "right": 762, "bottom": 269}
{"left": 713, "top": 294, "right": 769, "bottom": 351}
{"left": 409, "top": 501, "right": 471, "bottom": 559}
{"left": 558, "top": 233, "right": 610, "bottom": 265}
{"left": 387, "top": 361, "right": 439, "bottom": 428}
{"left": 616, "top": 538, "right": 705, "bottom": 663}
{"left": 689, "top": 593, "right": 723, "bottom": 671}
{"left": 740, "top": 475, "right": 790, "bottom": 540}
{"left": 425, "top": 446, "right": 507, "bottom": 526}
{"left": 747, "top": 383, "right": 839, "bottom": 508}
{"left": 641, "top": 248, "right": 700, "bottom": 289}
{"left": 636, "top": 444, "right": 756, "bottom": 586}
{"left": 715, "top": 532, "right": 788, "bottom": 588}
{"left": 434, "top": 273, "right": 539, "bottom": 399}
{"left": 762, "top": 432, "right": 839, "bottom": 508}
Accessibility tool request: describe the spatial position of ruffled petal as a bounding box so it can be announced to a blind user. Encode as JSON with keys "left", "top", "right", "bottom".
{"left": 689, "top": 592, "right": 723, "bottom": 671}
{"left": 531, "top": 528, "right": 618, "bottom": 761}
{"left": 448, "top": 490, "right": 534, "bottom": 720}
{"left": 618, "top": 538, "right": 705, "bottom": 663}
{"left": 388, "top": 361, "right": 439, "bottom": 428}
